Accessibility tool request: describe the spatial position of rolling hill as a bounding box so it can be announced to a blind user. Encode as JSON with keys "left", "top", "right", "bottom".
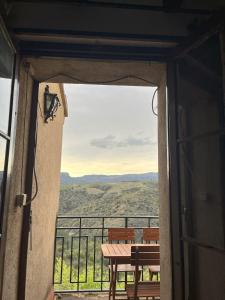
{"left": 59, "top": 179, "right": 159, "bottom": 218}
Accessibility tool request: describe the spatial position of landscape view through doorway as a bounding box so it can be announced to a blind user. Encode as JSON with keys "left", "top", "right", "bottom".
{"left": 54, "top": 84, "right": 159, "bottom": 291}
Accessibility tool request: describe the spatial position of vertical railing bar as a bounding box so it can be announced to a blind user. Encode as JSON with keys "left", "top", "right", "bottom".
{"left": 125, "top": 217, "right": 128, "bottom": 290}
{"left": 70, "top": 236, "right": 74, "bottom": 284}
{"left": 53, "top": 218, "right": 58, "bottom": 284}
{"left": 85, "top": 236, "right": 88, "bottom": 283}
{"left": 60, "top": 237, "right": 64, "bottom": 284}
{"left": 100, "top": 217, "right": 105, "bottom": 291}
{"left": 93, "top": 235, "right": 97, "bottom": 282}
{"left": 77, "top": 217, "right": 82, "bottom": 291}
{"left": 142, "top": 218, "right": 145, "bottom": 281}
{"left": 141, "top": 217, "right": 145, "bottom": 281}
{"left": 53, "top": 237, "right": 64, "bottom": 284}
{"left": 141, "top": 218, "right": 144, "bottom": 243}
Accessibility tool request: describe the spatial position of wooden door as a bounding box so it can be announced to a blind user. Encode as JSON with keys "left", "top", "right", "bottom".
{"left": 168, "top": 28, "right": 225, "bottom": 300}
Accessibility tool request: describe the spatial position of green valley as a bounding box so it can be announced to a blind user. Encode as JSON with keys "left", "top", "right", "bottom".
{"left": 59, "top": 180, "right": 159, "bottom": 217}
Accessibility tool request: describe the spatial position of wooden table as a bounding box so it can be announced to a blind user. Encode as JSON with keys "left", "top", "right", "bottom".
{"left": 101, "top": 244, "right": 160, "bottom": 300}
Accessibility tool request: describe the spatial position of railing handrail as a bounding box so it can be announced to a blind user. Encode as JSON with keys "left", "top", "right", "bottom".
{"left": 57, "top": 215, "right": 159, "bottom": 219}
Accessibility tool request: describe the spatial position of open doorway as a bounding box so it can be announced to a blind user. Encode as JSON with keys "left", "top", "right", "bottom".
{"left": 55, "top": 83, "right": 160, "bottom": 294}
{"left": 3, "top": 58, "right": 170, "bottom": 300}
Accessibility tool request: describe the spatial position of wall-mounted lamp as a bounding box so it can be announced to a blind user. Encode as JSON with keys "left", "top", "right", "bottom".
{"left": 44, "top": 85, "right": 61, "bottom": 123}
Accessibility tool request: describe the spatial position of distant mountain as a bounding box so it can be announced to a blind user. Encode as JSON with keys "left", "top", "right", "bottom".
{"left": 0, "top": 170, "right": 158, "bottom": 186}
{"left": 60, "top": 172, "right": 158, "bottom": 185}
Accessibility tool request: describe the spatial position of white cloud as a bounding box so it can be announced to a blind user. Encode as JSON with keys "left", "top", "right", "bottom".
{"left": 90, "top": 135, "right": 116, "bottom": 149}
{"left": 90, "top": 135, "right": 156, "bottom": 149}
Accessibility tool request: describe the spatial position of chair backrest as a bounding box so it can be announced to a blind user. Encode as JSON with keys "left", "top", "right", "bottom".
{"left": 130, "top": 245, "right": 160, "bottom": 267}
{"left": 143, "top": 227, "right": 159, "bottom": 243}
{"left": 108, "top": 228, "right": 135, "bottom": 243}
{"left": 130, "top": 245, "right": 160, "bottom": 299}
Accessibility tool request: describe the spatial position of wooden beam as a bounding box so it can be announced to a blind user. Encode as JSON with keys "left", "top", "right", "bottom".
{"left": 171, "top": 12, "right": 225, "bottom": 59}
{"left": 163, "top": 0, "right": 183, "bottom": 10}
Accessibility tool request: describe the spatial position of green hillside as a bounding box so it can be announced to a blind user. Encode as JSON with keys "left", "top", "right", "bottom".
{"left": 59, "top": 180, "right": 159, "bottom": 217}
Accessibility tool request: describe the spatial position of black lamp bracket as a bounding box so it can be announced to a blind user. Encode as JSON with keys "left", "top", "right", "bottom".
{"left": 44, "top": 85, "right": 61, "bottom": 123}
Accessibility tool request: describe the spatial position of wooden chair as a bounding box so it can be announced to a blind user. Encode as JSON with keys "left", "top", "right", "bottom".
{"left": 108, "top": 228, "right": 135, "bottom": 244}
{"left": 126, "top": 245, "right": 160, "bottom": 300}
{"left": 143, "top": 227, "right": 159, "bottom": 243}
{"left": 143, "top": 228, "right": 160, "bottom": 281}
{"left": 108, "top": 228, "right": 138, "bottom": 299}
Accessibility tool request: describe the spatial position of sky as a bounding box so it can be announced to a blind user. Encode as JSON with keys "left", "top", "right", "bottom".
{"left": 0, "top": 78, "right": 11, "bottom": 172}
{"left": 61, "top": 84, "right": 158, "bottom": 177}
{"left": 0, "top": 78, "right": 11, "bottom": 134}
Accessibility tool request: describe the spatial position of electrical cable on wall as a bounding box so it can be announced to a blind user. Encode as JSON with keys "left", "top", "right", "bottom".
{"left": 19, "top": 63, "right": 39, "bottom": 207}
{"left": 38, "top": 100, "right": 45, "bottom": 121}
{"left": 31, "top": 118, "right": 38, "bottom": 201}
{"left": 41, "top": 72, "right": 159, "bottom": 116}
{"left": 24, "top": 92, "right": 47, "bottom": 206}
{"left": 31, "top": 101, "right": 46, "bottom": 198}
{"left": 151, "top": 88, "right": 158, "bottom": 116}
{"left": 24, "top": 105, "right": 39, "bottom": 206}
{"left": 20, "top": 65, "right": 30, "bottom": 194}
{"left": 41, "top": 73, "right": 157, "bottom": 86}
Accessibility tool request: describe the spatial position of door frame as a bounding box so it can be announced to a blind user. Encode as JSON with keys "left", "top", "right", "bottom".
{"left": 0, "top": 16, "right": 18, "bottom": 299}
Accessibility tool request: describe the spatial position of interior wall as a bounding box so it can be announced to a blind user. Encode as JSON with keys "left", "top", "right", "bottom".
{"left": 25, "top": 83, "right": 66, "bottom": 300}
{"left": 26, "top": 58, "right": 165, "bottom": 86}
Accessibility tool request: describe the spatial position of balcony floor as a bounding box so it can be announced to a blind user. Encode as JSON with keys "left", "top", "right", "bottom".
{"left": 58, "top": 293, "right": 110, "bottom": 300}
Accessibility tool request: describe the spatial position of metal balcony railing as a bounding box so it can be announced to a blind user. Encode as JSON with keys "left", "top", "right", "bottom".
{"left": 53, "top": 216, "right": 159, "bottom": 293}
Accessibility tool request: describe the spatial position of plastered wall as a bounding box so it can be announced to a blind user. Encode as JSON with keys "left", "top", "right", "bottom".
{"left": 25, "top": 82, "right": 66, "bottom": 300}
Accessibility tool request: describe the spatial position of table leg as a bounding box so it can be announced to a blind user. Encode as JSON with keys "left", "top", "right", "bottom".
{"left": 109, "top": 259, "right": 113, "bottom": 300}
{"left": 112, "top": 259, "right": 117, "bottom": 300}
